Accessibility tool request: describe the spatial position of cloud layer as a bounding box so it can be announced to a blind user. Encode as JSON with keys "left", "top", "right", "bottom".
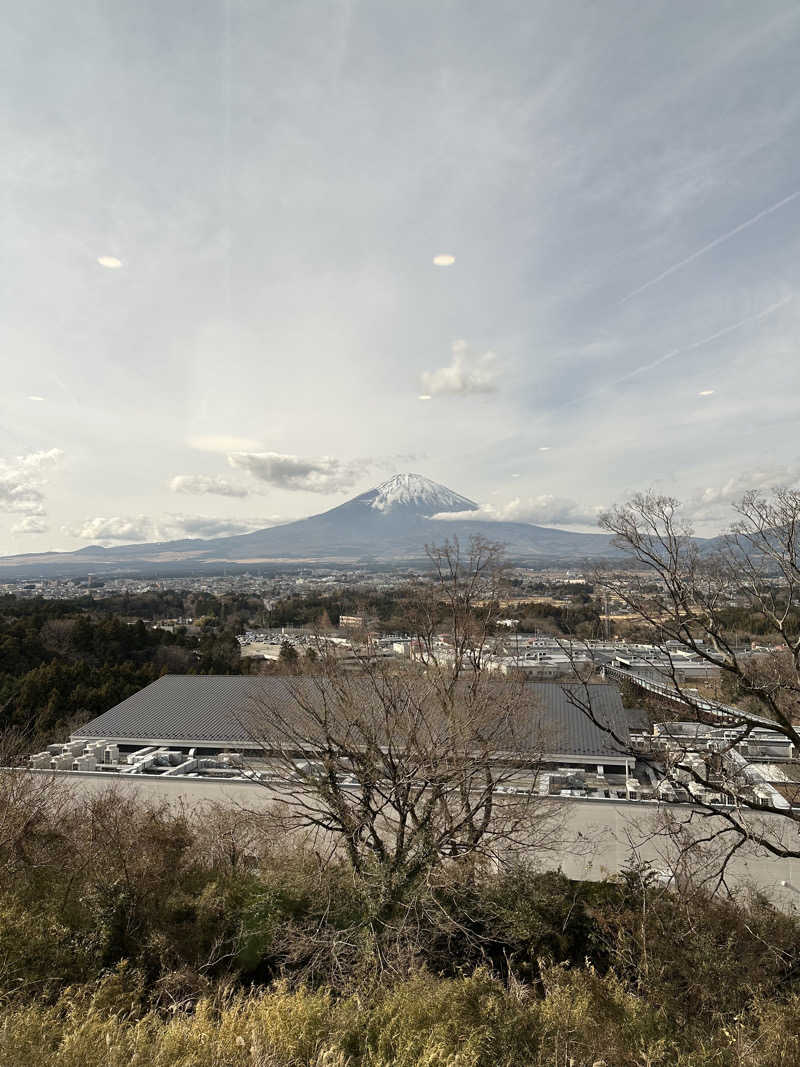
{"left": 11, "top": 516, "right": 49, "bottom": 535}
{"left": 4, "top": 4, "right": 800, "bottom": 553}
{"left": 228, "top": 451, "right": 368, "bottom": 493}
{"left": 431, "top": 494, "right": 605, "bottom": 528}
{"left": 169, "top": 474, "right": 250, "bottom": 498}
{"left": 0, "top": 449, "right": 63, "bottom": 517}
{"left": 62, "top": 513, "right": 280, "bottom": 545}
{"left": 420, "top": 341, "right": 499, "bottom": 397}
{"left": 685, "top": 463, "right": 800, "bottom": 522}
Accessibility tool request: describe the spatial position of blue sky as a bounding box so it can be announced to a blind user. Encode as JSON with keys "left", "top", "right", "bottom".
{"left": 3, "top": 0, "right": 800, "bottom": 552}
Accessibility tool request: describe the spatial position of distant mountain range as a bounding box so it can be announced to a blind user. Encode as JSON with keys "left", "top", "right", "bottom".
{"left": 0, "top": 474, "right": 626, "bottom": 578}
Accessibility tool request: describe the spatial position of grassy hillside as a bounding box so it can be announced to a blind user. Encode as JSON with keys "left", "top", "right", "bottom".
{"left": 1, "top": 780, "right": 799, "bottom": 1065}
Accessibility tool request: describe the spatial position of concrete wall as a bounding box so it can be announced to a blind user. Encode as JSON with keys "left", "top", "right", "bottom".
{"left": 22, "top": 768, "right": 800, "bottom": 912}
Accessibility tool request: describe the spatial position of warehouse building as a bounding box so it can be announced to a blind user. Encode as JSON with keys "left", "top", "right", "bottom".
{"left": 19, "top": 677, "right": 800, "bottom": 909}
{"left": 27, "top": 675, "right": 645, "bottom": 794}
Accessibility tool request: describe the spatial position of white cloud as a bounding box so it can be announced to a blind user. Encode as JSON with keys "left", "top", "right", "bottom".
{"left": 688, "top": 463, "right": 800, "bottom": 515}
{"left": 169, "top": 474, "right": 250, "bottom": 498}
{"left": 187, "top": 435, "right": 264, "bottom": 454}
{"left": 63, "top": 516, "right": 153, "bottom": 543}
{"left": 11, "top": 516, "right": 48, "bottom": 534}
{"left": 177, "top": 515, "right": 280, "bottom": 538}
{"left": 429, "top": 508, "right": 494, "bottom": 521}
{"left": 431, "top": 494, "right": 605, "bottom": 528}
{"left": 420, "top": 340, "right": 499, "bottom": 397}
{"left": 0, "top": 485, "right": 45, "bottom": 516}
{"left": 504, "top": 496, "right": 605, "bottom": 527}
{"left": 62, "top": 513, "right": 283, "bottom": 545}
{"left": 228, "top": 450, "right": 368, "bottom": 492}
{"left": 0, "top": 448, "right": 63, "bottom": 516}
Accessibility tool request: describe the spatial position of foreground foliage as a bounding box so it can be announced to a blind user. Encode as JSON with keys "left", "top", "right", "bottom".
{"left": 4, "top": 966, "right": 800, "bottom": 1067}
{"left": 1, "top": 781, "right": 800, "bottom": 1064}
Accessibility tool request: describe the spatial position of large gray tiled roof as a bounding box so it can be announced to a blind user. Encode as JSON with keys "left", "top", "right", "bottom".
{"left": 530, "top": 682, "right": 643, "bottom": 758}
{"left": 72, "top": 675, "right": 293, "bottom": 747}
{"left": 72, "top": 675, "right": 639, "bottom": 759}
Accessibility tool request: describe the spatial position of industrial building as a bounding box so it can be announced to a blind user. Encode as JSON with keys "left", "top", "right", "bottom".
{"left": 20, "top": 674, "right": 800, "bottom": 911}
{"left": 29, "top": 673, "right": 800, "bottom": 811}
{"left": 28, "top": 675, "right": 647, "bottom": 798}
{"left": 628, "top": 720, "right": 800, "bottom": 810}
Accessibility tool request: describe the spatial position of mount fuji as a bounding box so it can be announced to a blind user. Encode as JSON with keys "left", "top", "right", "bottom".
{"left": 0, "top": 474, "right": 621, "bottom": 577}
{"left": 358, "top": 473, "right": 478, "bottom": 516}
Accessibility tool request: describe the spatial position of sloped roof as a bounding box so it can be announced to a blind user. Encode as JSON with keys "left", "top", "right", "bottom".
{"left": 531, "top": 682, "right": 643, "bottom": 758}
{"left": 72, "top": 675, "right": 639, "bottom": 760}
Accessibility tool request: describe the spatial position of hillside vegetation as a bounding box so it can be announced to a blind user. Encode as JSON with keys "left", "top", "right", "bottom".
{"left": 0, "top": 594, "right": 245, "bottom": 742}
{"left": 1, "top": 780, "right": 800, "bottom": 1066}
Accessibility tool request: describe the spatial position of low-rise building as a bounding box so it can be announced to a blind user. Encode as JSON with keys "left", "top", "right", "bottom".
{"left": 30, "top": 675, "right": 645, "bottom": 791}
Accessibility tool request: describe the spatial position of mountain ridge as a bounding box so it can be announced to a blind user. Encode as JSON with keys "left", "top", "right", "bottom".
{"left": 0, "top": 474, "right": 623, "bottom": 577}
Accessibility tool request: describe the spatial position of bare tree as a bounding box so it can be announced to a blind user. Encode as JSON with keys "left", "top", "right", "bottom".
{"left": 567, "top": 489, "right": 800, "bottom": 887}
{"left": 241, "top": 538, "right": 563, "bottom": 959}
{"left": 407, "top": 535, "right": 508, "bottom": 679}
{"left": 0, "top": 732, "right": 71, "bottom": 880}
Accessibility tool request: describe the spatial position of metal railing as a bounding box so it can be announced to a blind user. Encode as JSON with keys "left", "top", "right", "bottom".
{"left": 601, "top": 664, "right": 777, "bottom": 729}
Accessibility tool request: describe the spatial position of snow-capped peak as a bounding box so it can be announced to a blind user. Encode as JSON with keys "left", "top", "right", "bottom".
{"left": 367, "top": 474, "right": 478, "bottom": 515}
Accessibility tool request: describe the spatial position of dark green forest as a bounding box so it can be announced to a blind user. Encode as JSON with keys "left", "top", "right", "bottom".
{"left": 0, "top": 594, "right": 244, "bottom": 742}
{"left": 0, "top": 584, "right": 604, "bottom": 745}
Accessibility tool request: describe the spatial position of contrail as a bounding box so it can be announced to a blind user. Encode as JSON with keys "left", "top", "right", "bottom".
{"left": 612, "top": 294, "right": 793, "bottom": 386}
{"left": 620, "top": 189, "right": 800, "bottom": 303}
{"left": 562, "top": 294, "right": 792, "bottom": 411}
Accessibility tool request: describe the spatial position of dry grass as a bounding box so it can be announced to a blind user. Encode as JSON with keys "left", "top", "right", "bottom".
{"left": 2, "top": 967, "right": 800, "bottom": 1067}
